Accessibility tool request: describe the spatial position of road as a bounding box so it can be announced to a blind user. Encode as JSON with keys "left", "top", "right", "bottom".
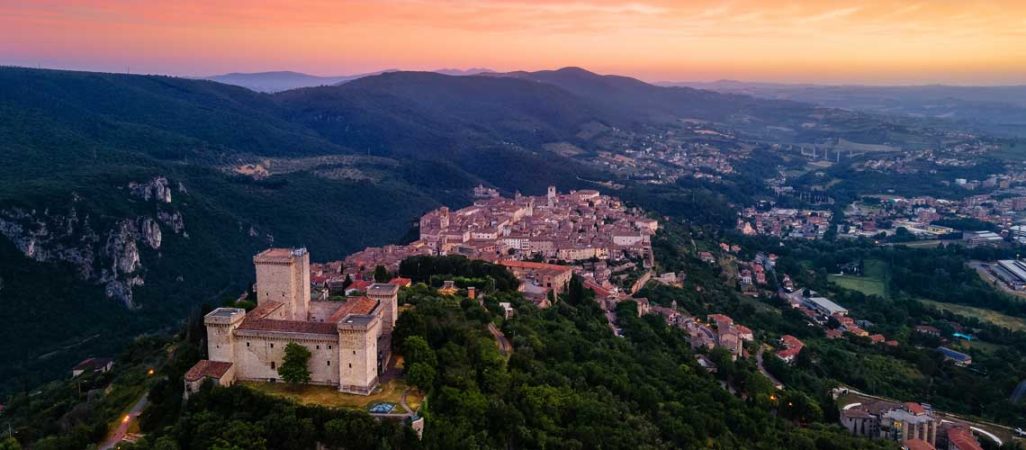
{"left": 488, "top": 322, "right": 512, "bottom": 356}
{"left": 100, "top": 394, "right": 148, "bottom": 450}
{"left": 755, "top": 345, "right": 785, "bottom": 390}
{"left": 836, "top": 387, "right": 1018, "bottom": 447}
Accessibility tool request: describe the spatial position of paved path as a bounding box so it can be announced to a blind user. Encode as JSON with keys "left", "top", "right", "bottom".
{"left": 755, "top": 345, "right": 785, "bottom": 390}
{"left": 99, "top": 394, "right": 148, "bottom": 450}
{"left": 488, "top": 322, "right": 512, "bottom": 355}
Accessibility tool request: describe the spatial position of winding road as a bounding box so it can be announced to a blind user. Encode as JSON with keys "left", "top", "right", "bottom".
{"left": 99, "top": 394, "right": 148, "bottom": 450}
{"left": 755, "top": 345, "right": 785, "bottom": 390}
{"left": 488, "top": 322, "right": 512, "bottom": 356}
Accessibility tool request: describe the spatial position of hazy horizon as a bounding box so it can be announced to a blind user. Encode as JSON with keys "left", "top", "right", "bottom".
{"left": 2, "top": 0, "right": 1024, "bottom": 86}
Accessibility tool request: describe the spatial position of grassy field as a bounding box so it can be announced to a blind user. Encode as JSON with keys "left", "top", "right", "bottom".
{"left": 829, "top": 259, "right": 889, "bottom": 299}
{"left": 242, "top": 378, "right": 422, "bottom": 413}
{"left": 918, "top": 298, "right": 1026, "bottom": 332}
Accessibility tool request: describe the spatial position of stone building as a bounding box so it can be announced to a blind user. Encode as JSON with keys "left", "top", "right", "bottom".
{"left": 841, "top": 401, "right": 940, "bottom": 447}
{"left": 185, "top": 248, "right": 399, "bottom": 397}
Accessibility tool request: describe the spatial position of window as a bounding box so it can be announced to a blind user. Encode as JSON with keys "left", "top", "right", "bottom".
{"left": 246, "top": 342, "right": 250, "bottom": 347}
{"left": 328, "top": 345, "right": 332, "bottom": 349}
{"left": 353, "top": 350, "right": 356, "bottom": 355}
{"left": 316, "top": 345, "right": 320, "bottom": 350}
{"left": 270, "top": 343, "right": 274, "bottom": 348}
{"left": 271, "top": 361, "right": 276, "bottom": 369}
{"left": 327, "top": 361, "right": 331, "bottom": 366}
{"left": 348, "top": 363, "right": 352, "bottom": 368}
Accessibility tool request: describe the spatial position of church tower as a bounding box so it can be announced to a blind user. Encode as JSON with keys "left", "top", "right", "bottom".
{"left": 547, "top": 185, "right": 557, "bottom": 207}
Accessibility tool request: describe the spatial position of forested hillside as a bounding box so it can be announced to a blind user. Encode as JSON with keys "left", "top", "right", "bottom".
{"left": 0, "top": 64, "right": 951, "bottom": 394}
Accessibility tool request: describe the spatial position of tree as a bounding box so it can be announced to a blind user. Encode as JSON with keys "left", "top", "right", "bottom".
{"left": 0, "top": 437, "right": 22, "bottom": 450}
{"left": 374, "top": 265, "right": 390, "bottom": 283}
{"left": 406, "top": 362, "right": 436, "bottom": 390}
{"left": 402, "top": 336, "right": 437, "bottom": 368}
{"left": 278, "top": 342, "right": 311, "bottom": 385}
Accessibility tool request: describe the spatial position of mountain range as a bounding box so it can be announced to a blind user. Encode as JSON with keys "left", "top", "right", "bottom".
{"left": 206, "top": 68, "right": 494, "bottom": 92}
{"left": 0, "top": 64, "right": 969, "bottom": 392}
{"left": 671, "top": 80, "right": 1026, "bottom": 137}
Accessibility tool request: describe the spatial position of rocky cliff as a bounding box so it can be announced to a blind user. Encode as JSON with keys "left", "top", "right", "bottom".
{"left": 0, "top": 177, "right": 187, "bottom": 308}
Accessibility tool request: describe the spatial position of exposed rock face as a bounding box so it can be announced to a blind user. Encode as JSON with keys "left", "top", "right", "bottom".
{"left": 0, "top": 177, "right": 188, "bottom": 308}
{"left": 140, "top": 217, "right": 162, "bottom": 249}
{"left": 129, "top": 177, "right": 172, "bottom": 203}
{"left": 158, "top": 211, "right": 185, "bottom": 234}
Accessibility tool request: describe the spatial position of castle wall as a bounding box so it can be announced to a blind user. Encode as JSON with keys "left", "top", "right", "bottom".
{"left": 232, "top": 331, "right": 340, "bottom": 385}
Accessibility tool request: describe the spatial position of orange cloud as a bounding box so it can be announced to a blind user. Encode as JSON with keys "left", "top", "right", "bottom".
{"left": 0, "top": 0, "right": 1023, "bottom": 84}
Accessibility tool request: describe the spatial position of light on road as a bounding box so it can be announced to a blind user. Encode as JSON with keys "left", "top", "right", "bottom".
{"left": 122, "top": 415, "right": 130, "bottom": 424}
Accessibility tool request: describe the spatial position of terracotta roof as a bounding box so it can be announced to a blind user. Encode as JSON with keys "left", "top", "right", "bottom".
{"left": 707, "top": 314, "right": 733, "bottom": 326}
{"left": 248, "top": 301, "right": 284, "bottom": 319}
{"left": 389, "top": 277, "right": 413, "bottom": 287}
{"left": 946, "top": 427, "right": 983, "bottom": 450}
{"left": 73, "top": 357, "right": 113, "bottom": 371}
{"left": 500, "top": 260, "right": 573, "bottom": 273}
{"left": 238, "top": 318, "right": 338, "bottom": 335}
{"left": 905, "top": 402, "right": 927, "bottom": 415}
{"left": 328, "top": 296, "right": 379, "bottom": 322}
{"left": 184, "top": 360, "right": 233, "bottom": 382}
{"left": 902, "top": 439, "right": 935, "bottom": 450}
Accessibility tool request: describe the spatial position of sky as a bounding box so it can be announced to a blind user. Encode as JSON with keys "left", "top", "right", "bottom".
{"left": 1, "top": 0, "right": 1025, "bottom": 85}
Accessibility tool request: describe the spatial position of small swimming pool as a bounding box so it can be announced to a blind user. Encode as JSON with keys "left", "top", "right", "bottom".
{"left": 953, "top": 332, "right": 974, "bottom": 341}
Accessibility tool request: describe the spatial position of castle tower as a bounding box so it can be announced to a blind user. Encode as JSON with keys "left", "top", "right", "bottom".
{"left": 337, "top": 314, "right": 381, "bottom": 395}
{"left": 366, "top": 283, "right": 399, "bottom": 334}
{"left": 204, "top": 307, "right": 246, "bottom": 362}
{"left": 439, "top": 207, "right": 450, "bottom": 229}
{"left": 547, "top": 186, "right": 556, "bottom": 207}
{"left": 253, "top": 248, "right": 311, "bottom": 321}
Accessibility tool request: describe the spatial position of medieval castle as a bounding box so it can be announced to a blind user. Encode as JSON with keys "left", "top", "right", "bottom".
{"left": 184, "top": 247, "right": 399, "bottom": 395}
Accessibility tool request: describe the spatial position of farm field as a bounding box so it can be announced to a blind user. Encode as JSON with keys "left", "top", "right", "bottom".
{"left": 829, "top": 259, "right": 889, "bottom": 299}
{"left": 918, "top": 298, "right": 1026, "bottom": 332}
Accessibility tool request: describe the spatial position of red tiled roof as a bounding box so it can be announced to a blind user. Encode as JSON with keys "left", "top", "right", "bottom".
{"left": 905, "top": 402, "right": 926, "bottom": 415}
{"left": 501, "top": 260, "right": 573, "bottom": 275}
{"left": 184, "top": 360, "right": 233, "bottom": 382}
{"left": 776, "top": 347, "right": 802, "bottom": 360}
{"left": 903, "top": 438, "right": 935, "bottom": 450}
{"left": 947, "top": 427, "right": 983, "bottom": 450}
{"left": 248, "top": 301, "right": 284, "bottom": 319}
{"left": 389, "top": 277, "right": 413, "bottom": 287}
{"left": 781, "top": 335, "right": 802, "bottom": 346}
{"left": 73, "top": 357, "right": 113, "bottom": 371}
{"left": 328, "top": 296, "right": 379, "bottom": 322}
{"left": 238, "top": 318, "right": 338, "bottom": 335}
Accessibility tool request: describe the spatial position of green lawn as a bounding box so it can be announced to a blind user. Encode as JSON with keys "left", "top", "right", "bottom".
{"left": 918, "top": 298, "right": 1026, "bottom": 332}
{"left": 241, "top": 378, "right": 421, "bottom": 413}
{"left": 829, "top": 259, "right": 889, "bottom": 299}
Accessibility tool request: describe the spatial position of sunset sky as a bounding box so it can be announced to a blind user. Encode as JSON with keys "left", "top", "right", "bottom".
{"left": 2, "top": 0, "right": 1025, "bottom": 85}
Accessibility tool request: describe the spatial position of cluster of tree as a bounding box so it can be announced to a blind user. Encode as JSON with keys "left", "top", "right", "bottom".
{"left": 388, "top": 261, "right": 894, "bottom": 449}
{"left": 125, "top": 385, "right": 421, "bottom": 450}
{"left": 398, "top": 255, "right": 519, "bottom": 293}
{"left": 0, "top": 335, "right": 172, "bottom": 450}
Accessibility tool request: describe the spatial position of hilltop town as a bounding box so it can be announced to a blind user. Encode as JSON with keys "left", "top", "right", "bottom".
{"left": 324, "top": 187, "right": 658, "bottom": 305}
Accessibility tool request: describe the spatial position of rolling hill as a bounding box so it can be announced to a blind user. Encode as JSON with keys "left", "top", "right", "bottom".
{"left": 0, "top": 65, "right": 948, "bottom": 393}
